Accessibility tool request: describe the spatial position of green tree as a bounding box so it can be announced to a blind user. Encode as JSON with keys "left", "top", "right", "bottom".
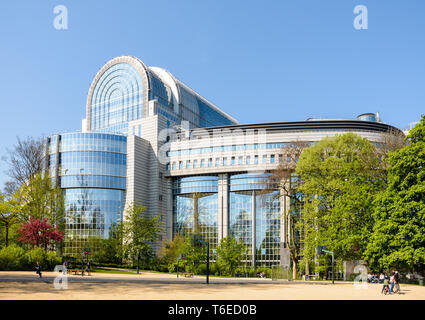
{"left": 179, "top": 235, "right": 206, "bottom": 273}
{"left": 93, "top": 223, "right": 124, "bottom": 264}
{"left": 295, "top": 133, "right": 387, "bottom": 266}
{"left": 122, "top": 202, "right": 162, "bottom": 268}
{"left": 19, "top": 173, "right": 64, "bottom": 225}
{"left": 216, "top": 236, "right": 245, "bottom": 276}
{"left": 159, "top": 233, "right": 185, "bottom": 272}
{"left": 0, "top": 190, "right": 24, "bottom": 247}
{"left": 365, "top": 115, "right": 425, "bottom": 275}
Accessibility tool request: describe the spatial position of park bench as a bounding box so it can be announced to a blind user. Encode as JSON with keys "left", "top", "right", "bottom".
{"left": 183, "top": 272, "right": 194, "bottom": 278}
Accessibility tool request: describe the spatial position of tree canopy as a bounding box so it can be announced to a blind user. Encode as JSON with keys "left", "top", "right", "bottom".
{"left": 216, "top": 236, "right": 246, "bottom": 276}
{"left": 122, "top": 202, "right": 162, "bottom": 265}
{"left": 295, "top": 133, "right": 387, "bottom": 264}
{"left": 365, "top": 115, "right": 425, "bottom": 274}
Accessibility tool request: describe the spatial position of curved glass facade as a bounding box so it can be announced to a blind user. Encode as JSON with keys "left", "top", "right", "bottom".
{"left": 90, "top": 63, "right": 144, "bottom": 134}
{"left": 47, "top": 132, "right": 127, "bottom": 257}
{"left": 229, "top": 173, "right": 280, "bottom": 268}
{"left": 173, "top": 176, "right": 219, "bottom": 253}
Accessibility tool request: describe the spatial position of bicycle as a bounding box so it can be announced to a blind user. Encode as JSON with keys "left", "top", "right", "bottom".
{"left": 382, "top": 285, "right": 390, "bottom": 295}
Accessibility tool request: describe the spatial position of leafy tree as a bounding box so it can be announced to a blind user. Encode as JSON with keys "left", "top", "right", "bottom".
{"left": 216, "top": 236, "right": 246, "bottom": 276}
{"left": 19, "top": 172, "right": 64, "bottom": 225}
{"left": 122, "top": 202, "right": 162, "bottom": 268}
{"left": 295, "top": 133, "right": 387, "bottom": 266}
{"left": 92, "top": 223, "right": 124, "bottom": 264}
{"left": 159, "top": 233, "right": 185, "bottom": 272}
{"left": 365, "top": 115, "right": 425, "bottom": 275}
{"left": 0, "top": 191, "right": 23, "bottom": 247}
{"left": 179, "top": 235, "right": 206, "bottom": 273}
{"left": 18, "top": 217, "right": 64, "bottom": 250}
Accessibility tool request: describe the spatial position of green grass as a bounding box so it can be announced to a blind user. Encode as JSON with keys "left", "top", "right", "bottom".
{"left": 92, "top": 268, "right": 137, "bottom": 275}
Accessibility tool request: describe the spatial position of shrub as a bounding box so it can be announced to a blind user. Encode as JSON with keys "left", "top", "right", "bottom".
{"left": 197, "top": 263, "right": 207, "bottom": 275}
{"left": 0, "top": 245, "right": 62, "bottom": 271}
{"left": 23, "top": 247, "right": 46, "bottom": 269}
{"left": 0, "top": 245, "right": 25, "bottom": 270}
{"left": 45, "top": 251, "right": 62, "bottom": 270}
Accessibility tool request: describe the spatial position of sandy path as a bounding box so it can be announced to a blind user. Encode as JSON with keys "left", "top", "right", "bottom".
{"left": 1, "top": 271, "right": 424, "bottom": 300}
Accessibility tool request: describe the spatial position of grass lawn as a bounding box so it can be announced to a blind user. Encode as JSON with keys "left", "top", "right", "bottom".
{"left": 91, "top": 268, "right": 137, "bottom": 275}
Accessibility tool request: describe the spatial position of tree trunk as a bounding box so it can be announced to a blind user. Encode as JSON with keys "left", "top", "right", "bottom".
{"left": 5, "top": 223, "right": 9, "bottom": 247}
{"left": 292, "top": 259, "right": 297, "bottom": 280}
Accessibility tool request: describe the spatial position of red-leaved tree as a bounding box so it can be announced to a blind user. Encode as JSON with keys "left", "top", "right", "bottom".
{"left": 18, "top": 217, "right": 64, "bottom": 250}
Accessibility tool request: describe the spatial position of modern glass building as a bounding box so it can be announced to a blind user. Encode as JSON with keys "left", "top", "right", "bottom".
{"left": 47, "top": 55, "right": 404, "bottom": 267}
{"left": 47, "top": 132, "right": 127, "bottom": 256}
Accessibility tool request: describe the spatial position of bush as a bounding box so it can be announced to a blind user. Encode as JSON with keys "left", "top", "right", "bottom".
{"left": 0, "top": 245, "right": 62, "bottom": 271}
{"left": 0, "top": 245, "right": 25, "bottom": 270}
{"left": 23, "top": 247, "right": 46, "bottom": 269}
{"left": 197, "top": 263, "right": 206, "bottom": 275}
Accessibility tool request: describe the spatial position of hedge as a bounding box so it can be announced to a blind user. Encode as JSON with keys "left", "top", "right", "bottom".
{"left": 0, "top": 245, "right": 61, "bottom": 271}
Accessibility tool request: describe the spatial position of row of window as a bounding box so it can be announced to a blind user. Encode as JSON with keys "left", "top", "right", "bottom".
{"left": 168, "top": 142, "right": 313, "bottom": 157}
{"left": 170, "top": 154, "right": 291, "bottom": 170}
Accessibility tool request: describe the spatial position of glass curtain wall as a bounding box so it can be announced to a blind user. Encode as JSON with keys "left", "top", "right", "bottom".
{"left": 173, "top": 176, "right": 219, "bottom": 254}
{"left": 229, "top": 173, "right": 280, "bottom": 268}
{"left": 47, "top": 132, "right": 127, "bottom": 257}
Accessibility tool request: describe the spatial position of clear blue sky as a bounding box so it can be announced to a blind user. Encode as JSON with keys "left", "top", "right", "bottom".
{"left": 0, "top": 0, "right": 424, "bottom": 187}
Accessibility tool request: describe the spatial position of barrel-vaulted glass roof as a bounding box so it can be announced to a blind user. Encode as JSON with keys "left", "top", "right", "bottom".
{"left": 86, "top": 56, "right": 237, "bottom": 135}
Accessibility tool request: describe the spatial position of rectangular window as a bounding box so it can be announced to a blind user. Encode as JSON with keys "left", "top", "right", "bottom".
{"left": 246, "top": 156, "right": 251, "bottom": 165}
{"left": 254, "top": 155, "right": 258, "bottom": 164}
{"left": 138, "top": 125, "right": 141, "bottom": 137}
{"left": 193, "top": 160, "right": 198, "bottom": 168}
{"left": 208, "top": 158, "right": 212, "bottom": 167}
{"left": 262, "top": 155, "right": 267, "bottom": 164}
{"left": 215, "top": 158, "right": 220, "bottom": 167}
{"left": 223, "top": 157, "right": 228, "bottom": 166}
{"left": 231, "top": 157, "right": 235, "bottom": 165}
{"left": 270, "top": 154, "right": 275, "bottom": 164}
{"left": 279, "top": 154, "right": 283, "bottom": 163}
{"left": 238, "top": 156, "right": 243, "bottom": 165}
{"left": 186, "top": 160, "right": 191, "bottom": 169}
{"left": 172, "top": 162, "right": 176, "bottom": 170}
{"left": 201, "top": 159, "right": 205, "bottom": 168}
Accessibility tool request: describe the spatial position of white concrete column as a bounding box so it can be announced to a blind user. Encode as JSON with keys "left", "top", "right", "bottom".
{"left": 218, "top": 173, "right": 229, "bottom": 242}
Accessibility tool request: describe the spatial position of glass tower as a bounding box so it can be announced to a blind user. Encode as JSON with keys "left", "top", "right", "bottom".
{"left": 47, "top": 132, "right": 127, "bottom": 256}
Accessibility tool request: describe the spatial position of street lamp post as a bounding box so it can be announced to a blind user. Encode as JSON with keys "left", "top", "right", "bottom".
{"left": 136, "top": 248, "right": 140, "bottom": 274}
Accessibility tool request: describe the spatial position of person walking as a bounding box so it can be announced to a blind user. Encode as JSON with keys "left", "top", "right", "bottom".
{"left": 35, "top": 261, "right": 42, "bottom": 278}
{"left": 394, "top": 270, "right": 400, "bottom": 293}
{"left": 62, "top": 261, "right": 68, "bottom": 275}
{"left": 389, "top": 272, "right": 395, "bottom": 294}
{"left": 85, "top": 261, "right": 91, "bottom": 276}
{"left": 381, "top": 274, "right": 390, "bottom": 294}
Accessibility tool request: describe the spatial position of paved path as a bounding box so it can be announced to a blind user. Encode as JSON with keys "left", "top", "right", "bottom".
{"left": 1, "top": 271, "right": 424, "bottom": 300}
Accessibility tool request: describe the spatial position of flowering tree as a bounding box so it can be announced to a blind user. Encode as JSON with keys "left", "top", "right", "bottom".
{"left": 18, "top": 217, "right": 64, "bottom": 250}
